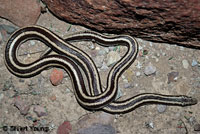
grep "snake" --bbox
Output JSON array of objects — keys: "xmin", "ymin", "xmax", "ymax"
[{"xmin": 4, "ymin": 25, "xmax": 197, "ymax": 113}]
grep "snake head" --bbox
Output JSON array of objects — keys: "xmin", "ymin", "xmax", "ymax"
[{"xmin": 181, "ymin": 96, "xmax": 198, "ymax": 106}]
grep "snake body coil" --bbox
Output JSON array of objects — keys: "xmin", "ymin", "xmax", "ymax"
[{"xmin": 4, "ymin": 25, "xmax": 197, "ymax": 113}]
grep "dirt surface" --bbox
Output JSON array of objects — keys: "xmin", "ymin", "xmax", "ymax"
[{"xmin": 0, "ymin": 11, "xmax": 200, "ymax": 134}]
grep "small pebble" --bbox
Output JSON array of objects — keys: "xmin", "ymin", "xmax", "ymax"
[
  {"xmin": 155, "ymin": 58, "xmax": 159, "ymax": 62},
  {"xmin": 13, "ymin": 96, "xmax": 30, "ymax": 115},
  {"xmin": 136, "ymin": 61, "xmax": 142, "ymax": 69},
  {"xmin": 138, "ymin": 51, "xmax": 143, "ymax": 57},
  {"xmin": 135, "ymin": 83, "xmax": 138, "ymax": 87},
  {"xmin": 145, "ymin": 55, "xmax": 149, "ymax": 59},
  {"xmin": 3, "ymin": 79, "xmax": 13, "ymax": 91},
  {"xmin": 26, "ymin": 116, "xmax": 36, "ymax": 122},
  {"xmin": 27, "ymin": 54, "xmax": 31, "ymax": 58},
  {"xmin": 139, "ymin": 45, "xmax": 143, "ymax": 50},
  {"xmin": 57, "ymin": 121, "xmax": 72, "ymax": 134},
  {"xmin": 77, "ymin": 112, "xmax": 114, "ymax": 129},
  {"xmin": 124, "ymin": 83, "xmax": 132, "ymax": 88},
  {"xmin": 123, "ymin": 78, "xmax": 128, "ymax": 83},
  {"xmin": 157, "ymin": 104, "xmax": 167, "ymax": 113},
  {"xmin": 121, "ymin": 75, "xmax": 126, "ymax": 80},
  {"xmin": 0, "ymin": 93, "xmax": 4, "ymax": 101},
  {"xmin": 66, "ymin": 88, "xmax": 71, "ymax": 93},
  {"xmin": 98, "ymin": 49, "xmax": 107, "ymax": 55},
  {"xmin": 136, "ymin": 71, "xmax": 141, "ymax": 77},
  {"xmin": 49, "ymin": 123, "xmax": 56, "ymax": 131},
  {"xmin": 106, "ymin": 51, "xmax": 121, "ymax": 66},
  {"xmin": 33, "ymin": 105, "xmax": 48, "ymax": 117},
  {"xmin": 94, "ymin": 55, "xmax": 104, "ymax": 68},
  {"xmin": 182, "ymin": 59, "xmax": 189, "ymax": 69},
  {"xmin": 167, "ymin": 72, "xmax": 179, "ymax": 84},
  {"xmin": 122, "ymin": 75, "xmax": 128, "ymax": 83},
  {"xmin": 49, "ymin": 95, "xmax": 57, "ymax": 101},
  {"xmin": 191, "ymin": 59, "xmax": 198, "ymax": 67},
  {"xmin": 144, "ymin": 64, "xmax": 156, "ymax": 76},
  {"xmin": 101, "ymin": 62, "xmax": 109, "ymax": 70},
  {"xmin": 95, "ymin": 46, "xmax": 100, "ymax": 50},
  {"xmin": 194, "ymin": 124, "xmax": 200, "ymax": 131},
  {"xmin": 19, "ymin": 79, "xmax": 25, "ymax": 83},
  {"xmin": 50, "ymin": 68, "xmax": 64, "ymax": 86},
  {"xmin": 41, "ymin": 70, "xmax": 48, "ymax": 77},
  {"xmin": 145, "ymin": 121, "xmax": 154, "ymax": 129},
  {"xmin": 162, "ymin": 52, "xmax": 167, "ymax": 56},
  {"xmin": 188, "ymin": 117, "xmax": 197, "ymax": 126},
  {"xmin": 77, "ymin": 123, "xmax": 116, "ymax": 134},
  {"xmin": 155, "ymin": 53, "xmax": 160, "ymax": 57},
  {"xmin": 149, "ymin": 122, "xmax": 154, "ymax": 129},
  {"xmin": 88, "ymin": 42, "xmax": 95, "ymax": 50},
  {"xmin": 30, "ymin": 40, "xmax": 35, "ymax": 45}
]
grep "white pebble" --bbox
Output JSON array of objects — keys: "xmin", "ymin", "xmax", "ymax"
[
  {"xmin": 136, "ymin": 72, "xmax": 141, "ymax": 77},
  {"xmin": 136, "ymin": 61, "xmax": 142, "ymax": 69},
  {"xmin": 182, "ymin": 59, "xmax": 189, "ymax": 69},
  {"xmin": 157, "ymin": 104, "xmax": 167, "ymax": 113},
  {"xmin": 192, "ymin": 59, "xmax": 198, "ymax": 67},
  {"xmin": 95, "ymin": 46, "xmax": 100, "ymax": 50},
  {"xmin": 88, "ymin": 43, "xmax": 95, "ymax": 50},
  {"xmin": 139, "ymin": 45, "xmax": 143, "ymax": 50},
  {"xmin": 149, "ymin": 122, "xmax": 154, "ymax": 128},
  {"xmin": 0, "ymin": 93, "xmax": 4, "ymax": 101},
  {"xmin": 66, "ymin": 88, "xmax": 71, "ymax": 93},
  {"xmin": 123, "ymin": 79, "xmax": 128, "ymax": 83},
  {"xmin": 155, "ymin": 58, "xmax": 159, "ymax": 62},
  {"xmin": 94, "ymin": 55, "xmax": 104, "ymax": 68},
  {"xmin": 162, "ymin": 52, "xmax": 166, "ymax": 56},
  {"xmin": 149, "ymin": 42, "xmax": 153, "ymax": 47},
  {"xmin": 121, "ymin": 75, "xmax": 126, "ymax": 79},
  {"xmin": 144, "ymin": 63, "xmax": 156, "ymax": 76},
  {"xmin": 30, "ymin": 40, "xmax": 35, "ymax": 45}
]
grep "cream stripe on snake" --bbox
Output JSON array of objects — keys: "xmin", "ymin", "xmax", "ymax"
[{"xmin": 4, "ymin": 25, "xmax": 197, "ymax": 113}]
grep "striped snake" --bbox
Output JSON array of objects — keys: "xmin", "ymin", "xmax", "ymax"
[{"xmin": 4, "ymin": 25, "xmax": 197, "ymax": 113}]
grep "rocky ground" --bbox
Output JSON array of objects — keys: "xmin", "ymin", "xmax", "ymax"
[{"xmin": 0, "ymin": 11, "xmax": 200, "ymax": 134}]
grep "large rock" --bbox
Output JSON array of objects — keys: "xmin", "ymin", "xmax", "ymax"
[
  {"xmin": 42, "ymin": 0, "xmax": 200, "ymax": 47},
  {"xmin": 0, "ymin": 0, "xmax": 41, "ymax": 27}
]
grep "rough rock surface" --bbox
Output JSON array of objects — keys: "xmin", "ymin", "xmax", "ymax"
[
  {"xmin": 0, "ymin": 0, "xmax": 41, "ymax": 27},
  {"xmin": 42, "ymin": 0, "xmax": 200, "ymax": 47}
]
